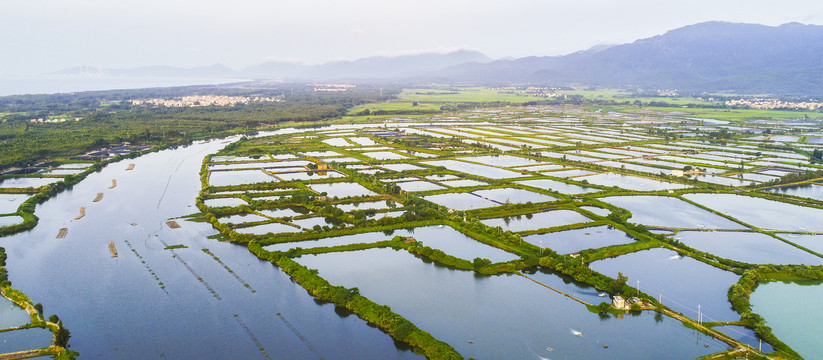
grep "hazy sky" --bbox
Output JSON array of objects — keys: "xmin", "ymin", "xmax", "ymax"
[{"xmin": 3, "ymin": 0, "xmax": 823, "ymax": 74}]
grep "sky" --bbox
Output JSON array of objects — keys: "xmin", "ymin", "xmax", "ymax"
[{"xmin": 2, "ymin": 0, "xmax": 823, "ymax": 75}]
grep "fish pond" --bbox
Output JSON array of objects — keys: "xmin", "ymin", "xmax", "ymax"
[
  {"xmin": 298, "ymin": 248, "xmax": 729, "ymax": 360},
  {"xmin": 523, "ymin": 225, "xmax": 635, "ymax": 254},
  {"xmin": 590, "ymin": 248, "xmax": 740, "ymax": 322}
]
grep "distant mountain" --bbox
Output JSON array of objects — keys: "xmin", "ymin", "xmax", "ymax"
[
  {"xmin": 240, "ymin": 50, "xmax": 491, "ymax": 79},
  {"xmin": 50, "ymin": 23, "xmax": 823, "ymax": 95},
  {"xmin": 441, "ymin": 22, "xmax": 823, "ymax": 95},
  {"xmin": 54, "ymin": 50, "xmax": 492, "ymax": 81}
]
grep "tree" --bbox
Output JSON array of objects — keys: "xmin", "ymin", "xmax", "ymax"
[
  {"xmin": 49, "ymin": 314, "xmax": 60, "ymax": 323},
  {"xmin": 597, "ymin": 302, "xmax": 611, "ymax": 315},
  {"xmin": 54, "ymin": 320, "xmax": 71, "ymax": 347},
  {"xmin": 609, "ymin": 272, "xmax": 628, "ymax": 295}
]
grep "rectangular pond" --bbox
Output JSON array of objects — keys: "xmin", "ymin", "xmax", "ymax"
[
  {"xmin": 750, "ymin": 281, "xmax": 823, "ymax": 360},
  {"xmin": 421, "ymin": 160, "xmax": 526, "ymax": 179},
  {"xmin": 590, "ymin": 248, "xmax": 741, "ymax": 322},
  {"xmin": 767, "ymin": 183, "xmax": 823, "ymax": 201},
  {"xmin": 0, "ymin": 194, "xmax": 30, "ymax": 213},
  {"xmin": 235, "ymin": 222, "xmax": 302, "ymax": 235},
  {"xmin": 422, "ymin": 192, "xmax": 499, "ymax": 211},
  {"xmin": 298, "ymin": 248, "xmax": 729, "ymax": 360},
  {"xmin": 683, "ymin": 193, "xmax": 823, "ymax": 232},
  {"xmin": 440, "ymin": 179, "xmax": 487, "ymax": 188},
  {"xmin": 515, "ymin": 179, "xmax": 601, "ymax": 195},
  {"xmin": 308, "ymin": 182, "xmax": 376, "ymax": 198},
  {"xmin": 601, "ymin": 196, "xmax": 745, "ymax": 229},
  {"xmin": 673, "ymin": 231, "xmax": 823, "ymax": 265},
  {"xmin": 524, "ymin": 224, "xmax": 635, "ymax": 253},
  {"xmin": 473, "ymin": 188, "xmax": 558, "ymax": 204},
  {"xmin": 480, "ymin": 210, "xmax": 591, "ymax": 232},
  {"xmin": 202, "ymin": 197, "xmax": 247, "ymax": 208},
  {"xmin": 583, "ymin": 173, "xmax": 690, "ymax": 191},
  {"xmin": 269, "ymin": 225, "xmax": 518, "ymax": 263},
  {"xmin": 457, "ymin": 155, "xmax": 543, "ymax": 167},
  {"xmin": 208, "ymin": 170, "xmax": 277, "ymax": 187},
  {"xmin": 397, "ymin": 181, "xmax": 446, "ymax": 192},
  {"xmin": 379, "ymin": 163, "xmax": 426, "ymax": 172},
  {"xmin": 0, "ymin": 177, "xmax": 62, "ymax": 189},
  {"xmin": 362, "ymin": 151, "xmax": 410, "ymax": 160}
]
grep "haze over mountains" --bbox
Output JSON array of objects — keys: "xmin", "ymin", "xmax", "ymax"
[{"xmin": 55, "ymin": 22, "xmax": 823, "ymax": 96}]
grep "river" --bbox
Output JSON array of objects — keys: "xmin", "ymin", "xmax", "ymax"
[{"xmin": 0, "ymin": 135, "xmax": 419, "ymax": 359}]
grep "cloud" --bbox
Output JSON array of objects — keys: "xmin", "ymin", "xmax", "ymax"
[{"xmin": 351, "ymin": 27, "xmax": 367, "ymax": 36}]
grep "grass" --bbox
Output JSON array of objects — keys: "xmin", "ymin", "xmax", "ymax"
[{"xmin": 348, "ymin": 101, "xmax": 441, "ymax": 114}]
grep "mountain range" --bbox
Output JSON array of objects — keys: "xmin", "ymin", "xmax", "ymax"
[{"xmin": 54, "ymin": 22, "xmax": 823, "ymax": 96}]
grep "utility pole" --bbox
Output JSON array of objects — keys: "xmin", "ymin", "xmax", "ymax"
[
  {"xmin": 698, "ymin": 305, "xmax": 702, "ymax": 325},
  {"xmin": 539, "ymin": 240, "xmax": 543, "ymax": 255},
  {"xmin": 636, "ymin": 280, "xmax": 640, "ymax": 296}
]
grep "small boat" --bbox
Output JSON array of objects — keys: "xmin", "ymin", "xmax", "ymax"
[
  {"xmin": 571, "ymin": 329, "xmax": 583, "ymax": 337},
  {"xmin": 598, "ymin": 293, "xmax": 607, "ymax": 297}
]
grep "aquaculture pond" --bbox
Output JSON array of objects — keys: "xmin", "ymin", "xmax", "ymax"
[
  {"xmin": 235, "ymin": 222, "xmax": 301, "ymax": 235},
  {"xmin": 515, "ymin": 178, "xmax": 601, "ymax": 194},
  {"xmin": 421, "ymin": 192, "xmax": 498, "ymax": 210},
  {"xmin": 456, "ymin": 155, "xmax": 543, "ymax": 167},
  {"xmin": 298, "ymin": 248, "xmax": 729, "ymax": 360},
  {"xmin": 601, "ymin": 196, "xmax": 745, "ymax": 229},
  {"xmin": 203, "ymin": 197, "xmax": 247, "ymax": 208},
  {"xmin": 480, "ymin": 210, "xmax": 591, "ymax": 232},
  {"xmin": 0, "ymin": 215, "xmax": 24, "ymax": 227},
  {"xmin": 673, "ymin": 231, "xmax": 823, "ymax": 265},
  {"xmin": 270, "ymin": 225, "xmax": 518, "ymax": 263},
  {"xmin": 472, "ymin": 187, "xmax": 558, "ymax": 204},
  {"xmin": 767, "ymin": 183, "xmax": 823, "ymax": 201},
  {"xmin": 0, "ymin": 194, "xmax": 30, "ymax": 213},
  {"xmin": 208, "ymin": 169, "xmax": 277, "ymax": 186},
  {"xmin": 579, "ymin": 206, "xmax": 611, "ymax": 217},
  {"xmin": 336, "ymin": 201, "xmax": 392, "ymax": 212},
  {"xmin": 779, "ymin": 233, "xmax": 823, "ymax": 255},
  {"xmin": 520, "ymin": 267, "xmax": 609, "ymax": 305},
  {"xmin": 0, "ymin": 136, "xmax": 422, "ymax": 360},
  {"xmin": 0, "ymin": 327, "xmax": 54, "ymax": 354},
  {"xmin": 590, "ymin": 248, "xmax": 740, "ymax": 322},
  {"xmin": 683, "ymin": 193, "xmax": 823, "ymax": 231},
  {"xmin": 273, "ymin": 170, "xmax": 346, "ymax": 181},
  {"xmin": 0, "ymin": 297, "xmax": 31, "ymax": 329},
  {"xmin": 396, "ymin": 180, "xmax": 446, "ymax": 192},
  {"xmin": 440, "ymin": 179, "xmax": 486, "ymax": 188},
  {"xmin": 0, "ymin": 177, "xmax": 62, "ymax": 189},
  {"xmin": 712, "ymin": 325, "xmax": 773, "ymax": 353},
  {"xmin": 523, "ymin": 225, "xmax": 635, "ymax": 254},
  {"xmin": 421, "ymin": 160, "xmax": 526, "ymax": 179},
  {"xmin": 307, "ymin": 182, "xmax": 375, "ymax": 198},
  {"xmin": 218, "ymin": 213, "xmax": 268, "ymax": 224},
  {"xmin": 750, "ymin": 281, "xmax": 823, "ymax": 360},
  {"xmin": 582, "ymin": 173, "xmax": 690, "ymax": 191},
  {"xmin": 379, "ymin": 163, "xmax": 425, "ymax": 172}
]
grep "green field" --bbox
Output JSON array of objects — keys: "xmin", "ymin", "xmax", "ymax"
[
  {"xmin": 643, "ymin": 106, "xmax": 815, "ymax": 122},
  {"xmin": 398, "ymin": 87, "xmax": 547, "ymax": 103},
  {"xmin": 348, "ymin": 101, "xmax": 442, "ymax": 114}
]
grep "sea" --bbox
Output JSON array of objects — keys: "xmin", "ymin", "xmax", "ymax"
[{"xmin": 0, "ymin": 75, "xmax": 247, "ymax": 96}]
